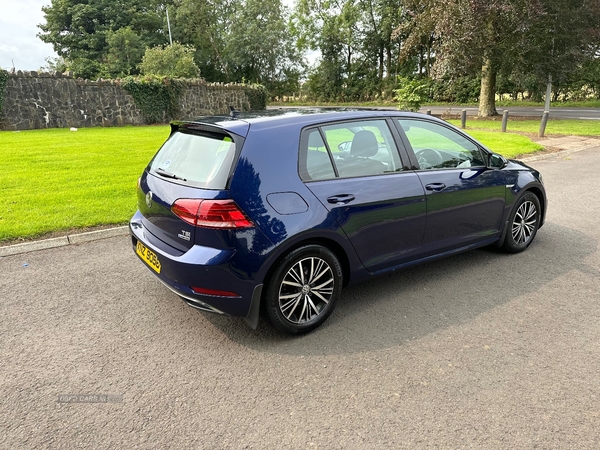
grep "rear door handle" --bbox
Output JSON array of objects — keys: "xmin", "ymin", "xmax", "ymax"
[
  {"xmin": 327, "ymin": 194, "xmax": 355, "ymax": 205},
  {"xmin": 425, "ymin": 183, "xmax": 446, "ymax": 192}
]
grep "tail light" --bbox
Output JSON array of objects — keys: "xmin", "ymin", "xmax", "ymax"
[{"xmin": 171, "ymin": 199, "xmax": 253, "ymax": 229}]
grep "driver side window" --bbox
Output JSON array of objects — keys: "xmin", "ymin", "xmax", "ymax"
[{"xmin": 397, "ymin": 119, "xmax": 485, "ymax": 170}]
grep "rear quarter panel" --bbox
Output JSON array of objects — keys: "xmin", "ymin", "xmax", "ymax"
[{"xmin": 228, "ymin": 121, "xmax": 368, "ymax": 285}]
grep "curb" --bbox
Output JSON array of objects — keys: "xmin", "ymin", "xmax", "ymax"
[{"xmin": 0, "ymin": 226, "xmax": 129, "ymax": 257}]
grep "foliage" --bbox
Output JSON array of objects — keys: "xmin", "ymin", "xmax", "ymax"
[
  {"xmin": 172, "ymin": 0, "xmax": 237, "ymax": 81},
  {"xmin": 244, "ymin": 84, "xmax": 268, "ymax": 110},
  {"xmin": 225, "ymin": 0, "xmax": 303, "ymax": 94},
  {"xmin": 139, "ymin": 43, "xmax": 200, "ymax": 78},
  {"xmin": 293, "ymin": 0, "xmax": 408, "ymax": 101},
  {"xmin": 39, "ymin": 56, "xmax": 68, "ymax": 73},
  {"xmin": 0, "ymin": 70, "xmax": 8, "ymax": 116},
  {"xmin": 431, "ymin": 75, "xmax": 481, "ymax": 103},
  {"xmin": 38, "ymin": 0, "xmax": 167, "ymax": 79},
  {"xmin": 36, "ymin": 0, "xmax": 600, "ymax": 104},
  {"xmin": 396, "ymin": 0, "xmax": 600, "ymax": 116},
  {"xmin": 122, "ymin": 76, "xmax": 185, "ymax": 123},
  {"xmin": 104, "ymin": 27, "xmax": 145, "ymax": 78},
  {"xmin": 0, "ymin": 126, "xmax": 169, "ymax": 242},
  {"xmin": 394, "ymin": 77, "xmax": 430, "ymax": 111}
]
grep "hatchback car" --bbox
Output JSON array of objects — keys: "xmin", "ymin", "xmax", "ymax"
[{"xmin": 130, "ymin": 108, "xmax": 546, "ymax": 334}]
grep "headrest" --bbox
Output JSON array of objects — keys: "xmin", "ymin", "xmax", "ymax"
[{"xmin": 350, "ymin": 130, "xmax": 378, "ymax": 158}]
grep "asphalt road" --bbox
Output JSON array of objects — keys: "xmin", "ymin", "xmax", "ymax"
[{"xmin": 2, "ymin": 149, "xmax": 600, "ymax": 449}]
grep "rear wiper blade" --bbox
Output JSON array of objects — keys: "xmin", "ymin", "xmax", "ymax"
[{"xmin": 155, "ymin": 168, "xmax": 187, "ymax": 181}]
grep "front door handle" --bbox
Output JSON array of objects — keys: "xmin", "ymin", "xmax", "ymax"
[
  {"xmin": 425, "ymin": 183, "xmax": 446, "ymax": 192},
  {"xmin": 327, "ymin": 194, "xmax": 355, "ymax": 205}
]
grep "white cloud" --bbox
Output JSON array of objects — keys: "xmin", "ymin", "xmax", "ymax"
[{"xmin": 0, "ymin": 0, "xmax": 57, "ymax": 71}]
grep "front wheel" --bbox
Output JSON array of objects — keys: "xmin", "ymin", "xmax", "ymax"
[
  {"xmin": 502, "ymin": 192, "xmax": 541, "ymax": 253},
  {"xmin": 265, "ymin": 245, "xmax": 343, "ymax": 334}
]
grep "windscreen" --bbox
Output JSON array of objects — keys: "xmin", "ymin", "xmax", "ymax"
[{"xmin": 150, "ymin": 131, "xmax": 236, "ymax": 189}]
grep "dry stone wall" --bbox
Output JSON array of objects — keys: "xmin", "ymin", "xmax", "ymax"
[{"xmin": 0, "ymin": 71, "xmax": 258, "ymax": 131}]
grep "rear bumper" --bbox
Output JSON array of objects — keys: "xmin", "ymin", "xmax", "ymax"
[{"xmin": 130, "ymin": 213, "xmax": 259, "ymax": 319}]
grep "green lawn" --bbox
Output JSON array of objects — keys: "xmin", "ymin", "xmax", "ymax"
[
  {"xmin": 464, "ymin": 130, "xmax": 543, "ymax": 158},
  {"xmin": 0, "ymin": 126, "xmax": 170, "ymax": 242}
]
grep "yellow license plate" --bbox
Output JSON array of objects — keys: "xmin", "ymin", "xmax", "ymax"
[{"xmin": 136, "ymin": 241, "xmax": 161, "ymax": 273}]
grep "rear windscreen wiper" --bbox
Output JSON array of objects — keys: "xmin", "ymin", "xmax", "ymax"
[{"xmin": 155, "ymin": 168, "xmax": 187, "ymax": 181}]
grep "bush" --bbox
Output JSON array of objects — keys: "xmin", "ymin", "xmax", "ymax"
[
  {"xmin": 394, "ymin": 77, "xmax": 431, "ymax": 111},
  {"xmin": 139, "ymin": 43, "xmax": 200, "ymax": 78},
  {"xmin": 245, "ymin": 84, "xmax": 268, "ymax": 110},
  {"xmin": 122, "ymin": 76, "xmax": 185, "ymax": 123}
]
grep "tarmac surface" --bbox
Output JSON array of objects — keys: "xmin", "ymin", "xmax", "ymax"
[{"xmin": 1, "ymin": 140, "xmax": 600, "ymax": 448}]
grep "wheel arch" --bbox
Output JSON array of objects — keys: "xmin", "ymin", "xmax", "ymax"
[
  {"xmin": 525, "ymin": 185, "xmax": 546, "ymax": 227},
  {"xmin": 261, "ymin": 236, "xmax": 352, "ymax": 294}
]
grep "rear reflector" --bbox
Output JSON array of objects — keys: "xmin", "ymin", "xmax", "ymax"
[
  {"xmin": 191, "ymin": 286, "xmax": 241, "ymax": 298},
  {"xmin": 171, "ymin": 199, "xmax": 253, "ymax": 229}
]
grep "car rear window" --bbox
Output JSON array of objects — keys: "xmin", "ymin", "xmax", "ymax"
[{"xmin": 150, "ymin": 131, "xmax": 236, "ymax": 189}]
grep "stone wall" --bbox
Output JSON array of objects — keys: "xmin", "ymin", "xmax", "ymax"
[{"xmin": 0, "ymin": 71, "xmax": 258, "ymax": 131}]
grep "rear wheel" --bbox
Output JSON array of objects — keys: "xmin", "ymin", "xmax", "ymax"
[
  {"xmin": 502, "ymin": 192, "xmax": 541, "ymax": 253},
  {"xmin": 265, "ymin": 245, "xmax": 342, "ymax": 334}
]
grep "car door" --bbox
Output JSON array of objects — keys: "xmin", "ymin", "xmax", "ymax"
[
  {"xmin": 394, "ymin": 118, "xmax": 506, "ymax": 256},
  {"xmin": 299, "ymin": 119, "xmax": 427, "ymax": 273}
]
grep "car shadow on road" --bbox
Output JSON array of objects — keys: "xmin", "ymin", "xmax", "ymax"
[{"xmin": 203, "ymin": 222, "xmax": 597, "ymax": 355}]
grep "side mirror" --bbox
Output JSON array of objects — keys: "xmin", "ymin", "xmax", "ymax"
[
  {"xmin": 338, "ymin": 141, "xmax": 352, "ymax": 152},
  {"xmin": 489, "ymin": 153, "xmax": 508, "ymax": 169}
]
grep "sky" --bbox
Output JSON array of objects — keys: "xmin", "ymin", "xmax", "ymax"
[
  {"xmin": 0, "ymin": 0, "xmax": 57, "ymax": 71},
  {"xmin": 0, "ymin": 0, "xmax": 300, "ymax": 73}
]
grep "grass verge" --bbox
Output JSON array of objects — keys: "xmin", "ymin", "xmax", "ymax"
[{"xmin": 0, "ymin": 126, "xmax": 169, "ymax": 242}]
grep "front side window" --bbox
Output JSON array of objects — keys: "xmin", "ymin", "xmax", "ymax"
[
  {"xmin": 397, "ymin": 119, "xmax": 485, "ymax": 170},
  {"xmin": 150, "ymin": 131, "xmax": 236, "ymax": 189},
  {"xmin": 299, "ymin": 119, "xmax": 403, "ymax": 181}
]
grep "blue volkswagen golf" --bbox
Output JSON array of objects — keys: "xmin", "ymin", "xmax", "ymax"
[{"xmin": 130, "ymin": 109, "xmax": 546, "ymax": 334}]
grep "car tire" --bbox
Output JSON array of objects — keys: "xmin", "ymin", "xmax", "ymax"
[
  {"xmin": 502, "ymin": 192, "xmax": 541, "ymax": 253},
  {"xmin": 265, "ymin": 245, "xmax": 343, "ymax": 334}
]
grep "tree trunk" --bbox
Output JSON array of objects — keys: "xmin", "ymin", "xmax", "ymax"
[
  {"xmin": 378, "ymin": 44, "xmax": 384, "ymax": 81},
  {"xmin": 478, "ymin": 55, "xmax": 498, "ymax": 117}
]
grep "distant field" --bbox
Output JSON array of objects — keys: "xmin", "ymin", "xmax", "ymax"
[
  {"xmin": 0, "ymin": 123, "xmax": 546, "ymax": 242},
  {"xmin": 0, "ymin": 126, "xmax": 170, "ymax": 242}
]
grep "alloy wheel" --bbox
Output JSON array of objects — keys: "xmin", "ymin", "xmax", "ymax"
[
  {"xmin": 278, "ymin": 256, "xmax": 334, "ymax": 324},
  {"xmin": 511, "ymin": 200, "xmax": 537, "ymax": 246}
]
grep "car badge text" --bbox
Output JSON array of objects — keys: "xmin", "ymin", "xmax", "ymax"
[{"xmin": 178, "ymin": 230, "xmax": 191, "ymax": 241}]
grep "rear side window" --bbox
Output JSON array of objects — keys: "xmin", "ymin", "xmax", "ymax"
[
  {"xmin": 299, "ymin": 120, "xmax": 403, "ymax": 181},
  {"xmin": 150, "ymin": 131, "xmax": 236, "ymax": 189}
]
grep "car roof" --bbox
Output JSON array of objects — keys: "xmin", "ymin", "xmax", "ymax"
[{"xmin": 173, "ymin": 108, "xmax": 446, "ymax": 137}]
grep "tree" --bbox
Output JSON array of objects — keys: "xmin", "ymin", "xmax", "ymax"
[
  {"xmin": 225, "ymin": 0, "xmax": 302, "ymax": 91},
  {"xmin": 104, "ymin": 27, "xmax": 145, "ymax": 77},
  {"xmin": 514, "ymin": 0, "xmax": 600, "ymax": 102},
  {"xmin": 172, "ymin": 0, "xmax": 239, "ymax": 81},
  {"xmin": 396, "ymin": 0, "xmax": 600, "ymax": 116},
  {"xmin": 139, "ymin": 43, "xmax": 200, "ymax": 78},
  {"xmin": 38, "ymin": 0, "xmax": 167, "ymax": 79}
]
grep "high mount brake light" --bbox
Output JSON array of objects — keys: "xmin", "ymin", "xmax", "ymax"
[{"xmin": 171, "ymin": 199, "xmax": 253, "ymax": 229}]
